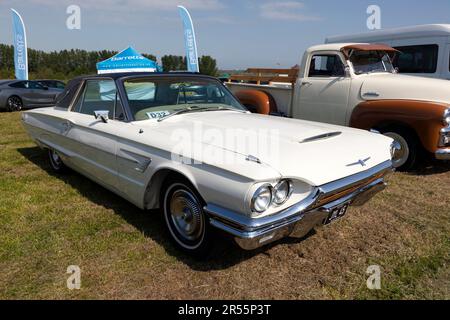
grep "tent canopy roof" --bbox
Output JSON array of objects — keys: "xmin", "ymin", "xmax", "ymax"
[{"xmin": 96, "ymin": 46, "xmax": 159, "ymax": 74}]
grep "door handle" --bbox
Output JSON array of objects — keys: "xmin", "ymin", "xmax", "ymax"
[{"xmin": 301, "ymin": 81, "xmax": 312, "ymax": 86}]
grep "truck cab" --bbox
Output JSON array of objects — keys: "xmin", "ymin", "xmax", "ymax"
[{"xmin": 227, "ymin": 43, "xmax": 450, "ymax": 171}]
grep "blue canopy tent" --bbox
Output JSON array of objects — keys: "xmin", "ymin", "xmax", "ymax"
[{"xmin": 96, "ymin": 46, "xmax": 161, "ymax": 74}]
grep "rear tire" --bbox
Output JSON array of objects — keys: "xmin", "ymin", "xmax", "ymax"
[
  {"xmin": 48, "ymin": 149, "xmax": 68, "ymax": 173},
  {"xmin": 381, "ymin": 127, "xmax": 419, "ymax": 171},
  {"xmin": 161, "ymin": 177, "xmax": 212, "ymax": 258},
  {"xmin": 6, "ymin": 96, "xmax": 23, "ymax": 112}
]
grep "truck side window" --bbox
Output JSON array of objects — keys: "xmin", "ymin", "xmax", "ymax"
[
  {"xmin": 309, "ymin": 55, "xmax": 344, "ymax": 77},
  {"xmin": 392, "ymin": 44, "xmax": 438, "ymax": 74}
]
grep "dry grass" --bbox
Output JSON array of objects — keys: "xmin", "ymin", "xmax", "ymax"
[{"xmin": 0, "ymin": 111, "xmax": 449, "ymax": 300}]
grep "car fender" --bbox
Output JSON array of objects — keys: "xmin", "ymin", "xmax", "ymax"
[
  {"xmin": 350, "ymin": 100, "xmax": 447, "ymax": 153},
  {"xmin": 234, "ymin": 89, "xmax": 278, "ymax": 114}
]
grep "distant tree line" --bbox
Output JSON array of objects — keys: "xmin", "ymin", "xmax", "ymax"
[
  {"xmin": 161, "ymin": 55, "xmax": 218, "ymax": 76},
  {"xmin": 0, "ymin": 43, "xmax": 218, "ymax": 80}
]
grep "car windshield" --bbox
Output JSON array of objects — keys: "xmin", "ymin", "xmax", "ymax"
[
  {"xmin": 350, "ymin": 50, "xmax": 395, "ymax": 75},
  {"xmin": 123, "ymin": 78, "xmax": 247, "ymax": 121}
]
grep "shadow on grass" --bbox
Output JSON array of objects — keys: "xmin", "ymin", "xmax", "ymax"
[
  {"xmin": 18, "ymin": 146, "xmax": 314, "ymax": 271},
  {"xmin": 409, "ymin": 157, "xmax": 450, "ymax": 176}
]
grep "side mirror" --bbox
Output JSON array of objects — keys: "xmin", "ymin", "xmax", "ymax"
[
  {"xmin": 43, "ymin": 86, "xmax": 49, "ymax": 90},
  {"xmin": 94, "ymin": 110, "xmax": 109, "ymax": 123}
]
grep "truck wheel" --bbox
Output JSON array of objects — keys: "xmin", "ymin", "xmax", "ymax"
[
  {"xmin": 161, "ymin": 177, "xmax": 212, "ymax": 258},
  {"xmin": 381, "ymin": 128, "xmax": 418, "ymax": 171}
]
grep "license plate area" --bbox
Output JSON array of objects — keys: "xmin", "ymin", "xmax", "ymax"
[{"xmin": 323, "ymin": 203, "xmax": 349, "ymax": 225}]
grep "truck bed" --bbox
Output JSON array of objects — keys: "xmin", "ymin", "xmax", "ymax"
[{"xmin": 226, "ymin": 82, "xmax": 293, "ymax": 115}]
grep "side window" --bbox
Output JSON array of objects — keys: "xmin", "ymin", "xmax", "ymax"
[
  {"xmin": 9, "ymin": 81, "xmax": 26, "ymax": 89},
  {"xmin": 308, "ymin": 55, "xmax": 344, "ymax": 77},
  {"xmin": 393, "ymin": 44, "xmax": 438, "ymax": 74},
  {"xmin": 29, "ymin": 81, "xmax": 44, "ymax": 89},
  {"xmin": 73, "ymin": 80, "xmax": 117, "ymax": 118}
]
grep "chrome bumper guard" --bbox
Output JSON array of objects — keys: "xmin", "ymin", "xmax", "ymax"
[{"xmin": 205, "ymin": 160, "xmax": 393, "ymax": 250}]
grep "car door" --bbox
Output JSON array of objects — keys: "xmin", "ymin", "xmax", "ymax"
[
  {"xmin": 62, "ymin": 79, "xmax": 122, "ymax": 190},
  {"xmin": 296, "ymin": 52, "xmax": 351, "ymax": 126},
  {"xmin": 27, "ymin": 81, "xmax": 59, "ymax": 105},
  {"xmin": 8, "ymin": 81, "xmax": 33, "ymax": 106}
]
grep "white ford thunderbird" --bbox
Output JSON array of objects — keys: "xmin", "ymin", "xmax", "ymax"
[{"xmin": 22, "ymin": 73, "xmax": 395, "ymax": 256}]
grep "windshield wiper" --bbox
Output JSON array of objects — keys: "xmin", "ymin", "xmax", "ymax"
[
  {"xmin": 157, "ymin": 106, "xmax": 246, "ymax": 122},
  {"xmin": 157, "ymin": 106, "xmax": 208, "ymax": 122}
]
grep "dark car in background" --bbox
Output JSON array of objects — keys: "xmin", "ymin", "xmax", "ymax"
[
  {"xmin": 0, "ymin": 80, "xmax": 64, "ymax": 112},
  {"xmin": 36, "ymin": 80, "xmax": 66, "ymax": 90}
]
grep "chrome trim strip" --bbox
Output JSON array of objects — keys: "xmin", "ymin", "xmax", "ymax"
[
  {"xmin": 117, "ymin": 149, "xmax": 152, "ymax": 173},
  {"xmin": 317, "ymin": 160, "xmax": 392, "ymax": 195},
  {"xmin": 299, "ymin": 132, "xmax": 341, "ymax": 143}
]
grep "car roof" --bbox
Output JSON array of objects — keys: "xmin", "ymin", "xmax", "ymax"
[
  {"xmin": 326, "ymin": 24, "xmax": 450, "ymax": 43},
  {"xmin": 0, "ymin": 80, "xmax": 15, "ymax": 85},
  {"xmin": 78, "ymin": 72, "xmax": 216, "ymax": 81}
]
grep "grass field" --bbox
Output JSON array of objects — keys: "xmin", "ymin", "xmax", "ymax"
[{"xmin": 0, "ymin": 111, "xmax": 449, "ymax": 300}]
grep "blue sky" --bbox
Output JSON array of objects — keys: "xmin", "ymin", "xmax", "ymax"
[{"xmin": 1, "ymin": 0, "xmax": 450, "ymax": 69}]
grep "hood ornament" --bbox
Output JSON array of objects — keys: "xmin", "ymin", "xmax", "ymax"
[
  {"xmin": 347, "ymin": 157, "xmax": 371, "ymax": 167},
  {"xmin": 246, "ymin": 155, "xmax": 261, "ymax": 164}
]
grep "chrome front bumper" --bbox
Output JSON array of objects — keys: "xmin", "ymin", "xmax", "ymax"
[
  {"xmin": 205, "ymin": 161, "xmax": 393, "ymax": 250},
  {"xmin": 435, "ymin": 149, "xmax": 450, "ymax": 160}
]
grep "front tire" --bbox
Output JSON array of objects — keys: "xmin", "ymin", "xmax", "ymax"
[
  {"xmin": 381, "ymin": 128, "xmax": 419, "ymax": 171},
  {"xmin": 48, "ymin": 149, "xmax": 68, "ymax": 173},
  {"xmin": 6, "ymin": 96, "xmax": 23, "ymax": 112},
  {"xmin": 161, "ymin": 178, "xmax": 212, "ymax": 257}
]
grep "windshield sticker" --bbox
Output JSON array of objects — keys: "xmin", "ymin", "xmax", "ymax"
[{"xmin": 147, "ymin": 111, "xmax": 170, "ymax": 119}]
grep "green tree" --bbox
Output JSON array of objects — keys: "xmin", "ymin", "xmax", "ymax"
[
  {"xmin": 0, "ymin": 43, "xmax": 157, "ymax": 80},
  {"xmin": 198, "ymin": 55, "xmax": 218, "ymax": 76},
  {"xmin": 161, "ymin": 55, "xmax": 186, "ymax": 72}
]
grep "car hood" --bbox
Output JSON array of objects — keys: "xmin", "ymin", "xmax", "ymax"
[
  {"xmin": 136, "ymin": 111, "xmax": 393, "ymax": 186},
  {"xmin": 360, "ymin": 73, "xmax": 450, "ymax": 104}
]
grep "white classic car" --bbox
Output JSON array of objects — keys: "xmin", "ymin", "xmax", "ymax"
[{"xmin": 22, "ymin": 73, "xmax": 395, "ymax": 256}]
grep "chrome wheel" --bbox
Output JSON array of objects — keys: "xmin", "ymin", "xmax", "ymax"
[
  {"xmin": 384, "ymin": 132, "xmax": 409, "ymax": 168},
  {"xmin": 48, "ymin": 149, "xmax": 64, "ymax": 171},
  {"xmin": 7, "ymin": 96, "xmax": 22, "ymax": 112},
  {"xmin": 163, "ymin": 183, "xmax": 206, "ymax": 251}
]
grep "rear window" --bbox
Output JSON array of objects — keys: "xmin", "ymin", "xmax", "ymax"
[{"xmin": 393, "ymin": 44, "xmax": 439, "ymax": 74}]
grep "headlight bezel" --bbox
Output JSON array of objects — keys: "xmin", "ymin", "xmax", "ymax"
[
  {"xmin": 250, "ymin": 179, "xmax": 294, "ymax": 214},
  {"xmin": 251, "ymin": 184, "xmax": 273, "ymax": 214},
  {"xmin": 273, "ymin": 179, "xmax": 294, "ymax": 206}
]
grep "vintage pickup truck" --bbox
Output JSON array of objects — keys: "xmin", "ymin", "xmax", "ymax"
[{"xmin": 227, "ymin": 43, "xmax": 450, "ymax": 170}]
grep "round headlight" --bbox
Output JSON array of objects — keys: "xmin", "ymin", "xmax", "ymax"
[
  {"xmin": 273, "ymin": 180, "xmax": 292, "ymax": 205},
  {"xmin": 251, "ymin": 185, "xmax": 272, "ymax": 213}
]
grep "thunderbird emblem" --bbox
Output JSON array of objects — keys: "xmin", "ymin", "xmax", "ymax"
[{"xmin": 347, "ymin": 157, "xmax": 371, "ymax": 167}]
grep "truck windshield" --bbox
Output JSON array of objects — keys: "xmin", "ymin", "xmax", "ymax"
[
  {"xmin": 123, "ymin": 78, "xmax": 247, "ymax": 121},
  {"xmin": 350, "ymin": 50, "xmax": 395, "ymax": 75}
]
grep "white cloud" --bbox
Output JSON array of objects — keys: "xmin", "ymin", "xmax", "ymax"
[{"xmin": 260, "ymin": 1, "xmax": 321, "ymax": 21}]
